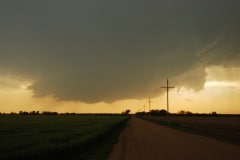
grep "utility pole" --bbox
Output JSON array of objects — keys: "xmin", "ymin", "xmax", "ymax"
[
  {"xmin": 147, "ymin": 97, "xmax": 152, "ymax": 117},
  {"xmin": 148, "ymin": 97, "xmax": 151, "ymax": 112},
  {"xmin": 161, "ymin": 79, "xmax": 175, "ymax": 122}
]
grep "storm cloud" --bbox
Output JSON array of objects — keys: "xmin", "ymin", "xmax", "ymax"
[{"xmin": 0, "ymin": 0, "xmax": 240, "ymax": 103}]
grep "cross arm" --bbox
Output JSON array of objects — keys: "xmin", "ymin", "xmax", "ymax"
[{"xmin": 161, "ymin": 87, "xmax": 175, "ymax": 88}]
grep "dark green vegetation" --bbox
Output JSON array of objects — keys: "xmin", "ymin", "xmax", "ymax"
[
  {"xmin": 139, "ymin": 115, "xmax": 240, "ymax": 145},
  {"xmin": 0, "ymin": 115, "xmax": 129, "ymax": 160}
]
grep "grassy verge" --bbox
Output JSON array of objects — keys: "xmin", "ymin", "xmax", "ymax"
[{"xmin": 87, "ymin": 117, "xmax": 129, "ymax": 160}]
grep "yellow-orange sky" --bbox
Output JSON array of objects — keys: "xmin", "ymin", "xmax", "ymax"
[{"xmin": 0, "ymin": 66, "xmax": 239, "ymax": 114}]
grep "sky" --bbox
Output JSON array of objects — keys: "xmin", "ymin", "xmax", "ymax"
[{"xmin": 0, "ymin": 0, "xmax": 240, "ymax": 114}]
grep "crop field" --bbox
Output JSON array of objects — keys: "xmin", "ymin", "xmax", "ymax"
[
  {"xmin": 0, "ymin": 115, "xmax": 129, "ymax": 160},
  {"xmin": 142, "ymin": 115, "xmax": 240, "ymax": 145}
]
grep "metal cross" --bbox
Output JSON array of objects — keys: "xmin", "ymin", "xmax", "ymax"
[{"xmin": 161, "ymin": 79, "xmax": 175, "ymax": 114}]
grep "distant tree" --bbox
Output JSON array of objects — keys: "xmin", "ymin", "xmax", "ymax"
[
  {"xmin": 135, "ymin": 111, "xmax": 146, "ymax": 116},
  {"xmin": 122, "ymin": 109, "xmax": 131, "ymax": 115},
  {"xmin": 64, "ymin": 112, "xmax": 76, "ymax": 115},
  {"xmin": 30, "ymin": 111, "xmax": 35, "ymax": 115},
  {"xmin": 149, "ymin": 109, "xmax": 158, "ymax": 116},
  {"xmin": 178, "ymin": 110, "xmax": 185, "ymax": 115},
  {"xmin": 29, "ymin": 111, "xmax": 40, "ymax": 115},
  {"xmin": 159, "ymin": 109, "xmax": 168, "ymax": 116},
  {"xmin": 19, "ymin": 111, "xmax": 29, "ymax": 115},
  {"xmin": 186, "ymin": 111, "xmax": 193, "ymax": 115},
  {"xmin": 42, "ymin": 111, "xmax": 58, "ymax": 115},
  {"xmin": 211, "ymin": 111, "xmax": 217, "ymax": 116},
  {"xmin": 178, "ymin": 110, "xmax": 192, "ymax": 115},
  {"xmin": 23, "ymin": 111, "xmax": 29, "ymax": 115},
  {"xmin": 148, "ymin": 109, "xmax": 168, "ymax": 116}
]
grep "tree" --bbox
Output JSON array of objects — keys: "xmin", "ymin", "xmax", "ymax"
[
  {"xmin": 122, "ymin": 109, "xmax": 131, "ymax": 115},
  {"xmin": 211, "ymin": 111, "xmax": 217, "ymax": 116},
  {"xmin": 178, "ymin": 110, "xmax": 185, "ymax": 115},
  {"xmin": 186, "ymin": 111, "xmax": 193, "ymax": 115},
  {"xmin": 158, "ymin": 109, "xmax": 168, "ymax": 116}
]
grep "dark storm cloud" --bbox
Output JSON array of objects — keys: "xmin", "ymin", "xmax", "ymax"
[{"xmin": 0, "ymin": 0, "xmax": 240, "ymax": 103}]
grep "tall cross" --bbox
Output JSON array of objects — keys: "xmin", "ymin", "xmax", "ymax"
[{"xmin": 161, "ymin": 79, "xmax": 175, "ymax": 114}]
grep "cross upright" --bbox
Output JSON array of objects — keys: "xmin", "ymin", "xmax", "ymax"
[{"xmin": 161, "ymin": 79, "xmax": 175, "ymax": 114}]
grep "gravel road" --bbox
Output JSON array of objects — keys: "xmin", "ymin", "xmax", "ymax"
[{"xmin": 107, "ymin": 117, "xmax": 240, "ymax": 160}]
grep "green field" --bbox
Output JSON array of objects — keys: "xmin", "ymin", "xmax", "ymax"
[{"xmin": 0, "ymin": 115, "xmax": 129, "ymax": 160}]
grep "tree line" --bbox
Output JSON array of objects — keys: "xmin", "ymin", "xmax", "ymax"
[
  {"xmin": 0, "ymin": 111, "xmax": 129, "ymax": 116},
  {"xmin": 136, "ymin": 109, "xmax": 219, "ymax": 116}
]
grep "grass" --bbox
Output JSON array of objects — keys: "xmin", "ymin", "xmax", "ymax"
[
  {"xmin": 139, "ymin": 115, "xmax": 240, "ymax": 145},
  {"xmin": 0, "ymin": 115, "xmax": 129, "ymax": 160}
]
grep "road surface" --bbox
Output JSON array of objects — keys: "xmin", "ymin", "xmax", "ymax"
[{"xmin": 107, "ymin": 117, "xmax": 240, "ymax": 160}]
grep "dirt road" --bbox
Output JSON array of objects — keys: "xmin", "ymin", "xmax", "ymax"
[{"xmin": 107, "ymin": 117, "xmax": 240, "ymax": 160}]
